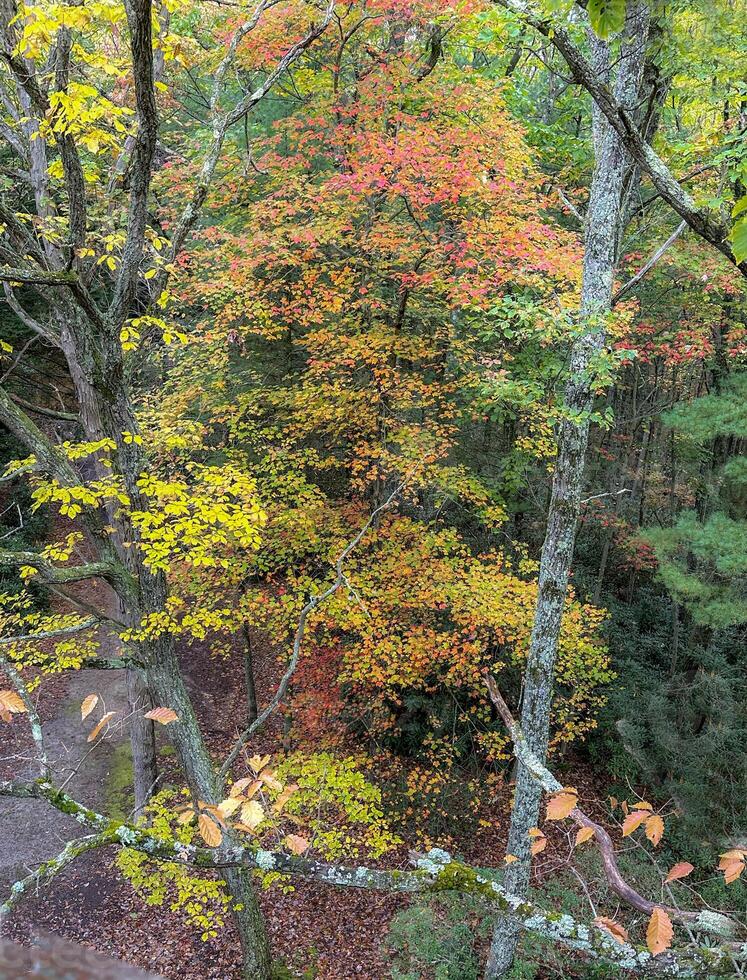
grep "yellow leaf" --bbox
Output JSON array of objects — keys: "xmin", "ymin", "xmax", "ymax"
[
  {"xmin": 240, "ymin": 800, "xmax": 264, "ymax": 830},
  {"xmin": 646, "ymin": 907, "xmax": 673, "ymax": 956},
  {"xmin": 645, "ymin": 814, "xmax": 664, "ymax": 846},
  {"xmin": 284, "ymin": 834, "xmax": 309, "ymax": 855},
  {"xmin": 575, "ymin": 826, "xmax": 595, "ymax": 846},
  {"xmin": 631, "ymin": 800, "xmax": 653, "ymax": 811},
  {"xmin": 144, "ymin": 706, "xmax": 178, "ymax": 725},
  {"xmin": 260, "ymin": 770, "xmax": 283, "ymax": 792},
  {"xmin": 87, "ymin": 710, "xmax": 116, "ymax": 742},
  {"xmin": 503, "ymin": 854, "xmax": 518, "ymax": 864},
  {"xmin": 594, "ymin": 916, "xmax": 629, "ymax": 945},
  {"xmin": 80, "ymin": 694, "xmax": 99, "ymax": 721},
  {"xmin": 198, "ymin": 812, "xmax": 222, "ymax": 847},
  {"xmin": 217, "ymin": 798, "xmax": 242, "ymax": 818},
  {"xmin": 546, "ymin": 789, "xmax": 578, "ymax": 821},
  {"xmin": 249, "ymin": 754, "xmax": 271, "ymax": 773}
]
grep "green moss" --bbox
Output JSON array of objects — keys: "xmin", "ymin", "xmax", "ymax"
[{"xmin": 104, "ymin": 741, "xmax": 134, "ymax": 822}]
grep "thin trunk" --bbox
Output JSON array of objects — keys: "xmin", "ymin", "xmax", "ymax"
[
  {"xmin": 242, "ymin": 622, "xmax": 258, "ymax": 726},
  {"xmin": 486, "ymin": 6, "xmax": 649, "ymax": 977},
  {"xmin": 127, "ymin": 667, "xmax": 157, "ymax": 817}
]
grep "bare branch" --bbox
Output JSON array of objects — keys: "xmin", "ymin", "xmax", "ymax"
[
  {"xmin": 485, "ymin": 676, "xmax": 742, "ymax": 941},
  {"xmin": 612, "ymin": 220, "xmax": 688, "ymax": 305},
  {"xmin": 220, "ymin": 483, "xmax": 402, "ymax": 777}
]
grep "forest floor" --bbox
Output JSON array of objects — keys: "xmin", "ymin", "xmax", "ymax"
[{"xmin": 0, "ymin": 581, "xmax": 613, "ymax": 979}]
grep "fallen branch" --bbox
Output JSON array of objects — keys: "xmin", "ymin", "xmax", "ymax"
[{"xmin": 1, "ymin": 778, "xmax": 742, "ymax": 976}]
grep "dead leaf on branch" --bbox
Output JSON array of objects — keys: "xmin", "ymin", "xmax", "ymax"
[
  {"xmin": 594, "ymin": 916, "xmax": 629, "ymax": 945},
  {"xmin": 87, "ymin": 710, "xmax": 116, "ymax": 742},
  {"xmin": 80, "ymin": 693, "xmax": 98, "ymax": 720},
  {"xmin": 646, "ymin": 907, "xmax": 673, "ymax": 956},
  {"xmin": 284, "ymin": 834, "xmax": 309, "ymax": 855},
  {"xmin": 575, "ymin": 826, "xmax": 595, "ymax": 846},
  {"xmin": 621, "ymin": 810, "xmax": 649, "ymax": 837},
  {"xmin": 144, "ymin": 707, "xmax": 178, "ymax": 725},
  {"xmin": 0, "ymin": 689, "xmax": 26, "ymax": 721},
  {"xmin": 645, "ymin": 814, "xmax": 665, "ymax": 846},
  {"xmin": 546, "ymin": 788, "xmax": 578, "ymax": 821},
  {"xmin": 198, "ymin": 812, "xmax": 222, "ymax": 847},
  {"xmin": 665, "ymin": 861, "xmax": 694, "ymax": 883}
]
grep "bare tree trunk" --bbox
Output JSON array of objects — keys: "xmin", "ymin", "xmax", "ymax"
[
  {"xmin": 242, "ymin": 622, "xmax": 258, "ymax": 726},
  {"xmin": 485, "ymin": 6, "xmax": 650, "ymax": 976},
  {"xmin": 126, "ymin": 667, "xmax": 158, "ymax": 817}
]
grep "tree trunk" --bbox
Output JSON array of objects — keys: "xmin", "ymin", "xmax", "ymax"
[
  {"xmin": 126, "ymin": 667, "xmax": 158, "ymax": 817},
  {"xmin": 485, "ymin": 6, "xmax": 649, "ymax": 977},
  {"xmin": 242, "ymin": 623, "xmax": 258, "ymax": 726}
]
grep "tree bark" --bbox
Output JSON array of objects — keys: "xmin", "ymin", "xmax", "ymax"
[{"xmin": 485, "ymin": 6, "xmax": 650, "ymax": 976}]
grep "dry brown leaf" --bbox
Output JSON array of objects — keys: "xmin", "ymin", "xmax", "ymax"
[
  {"xmin": 284, "ymin": 834, "xmax": 309, "ymax": 855},
  {"xmin": 645, "ymin": 814, "xmax": 665, "ymax": 846},
  {"xmin": 646, "ymin": 907, "xmax": 673, "ymax": 956},
  {"xmin": 665, "ymin": 861, "xmax": 694, "ymax": 883},
  {"xmin": 609, "ymin": 795, "xmax": 618, "ymax": 810},
  {"xmin": 229, "ymin": 777, "xmax": 253, "ymax": 797},
  {"xmin": 0, "ymin": 690, "xmax": 26, "ymax": 715},
  {"xmin": 621, "ymin": 810, "xmax": 649, "ymax": 837},
  {"xmin": 87, "ymin": 710, "xmax": 116, "ymax": 742},
  {"xmin": 198, "ymin": 812, "xmax": 222, "ymax": 847},
  {"xmin": 594, "ymin": 916, "xmax": 629, "ymax": 945},
  {"xmin": 80, "ymin": 694, "xmax": 98, "ymax": 721},
  {"xmin": 575, "ymin": 826, "xmax": 595, "ymax": 846},
  {"xmin": 530, "ymin": 836, "xmax": 547, "ymax": 855},
  {"xmin": 546, "ymin": 789, "xmax": 578, "ymax": 821},
  {"xmin": 144, "ymin": 707, "xmax": 178, "ymax": 725}
]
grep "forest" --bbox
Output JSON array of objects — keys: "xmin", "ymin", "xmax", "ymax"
[{"xmin": 0, "ymin": 0, "xmax": 745, "ymax": 977}]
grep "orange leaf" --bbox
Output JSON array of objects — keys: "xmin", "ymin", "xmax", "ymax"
[
  {"xmin": 594, "ymin": 916, "xmax": 629, "ymax": 945},
  {"xmin": 144, "ymin": 707, "xmax": 178, "ymax": 725},
  {"xmin": 722, "ymin": 860, "xmax": 745, "ymax": 885},
  {"xmin": 284, "ymin": 834, "xmax": 309, "ymax": 855},
  {"xmin": 645, "ymin": 814, "xmax": 665, "ymax": 846},
  {"xmin": 575, "ymin": 826, "xmax": 595, "ymax": 846},
  {"xmin": 198, "ymin": 812, "xmax": 222, "ymax": 847},
  {"xmin": 631, "ymin": 800, "xmax": 653, "ymax": 811},
  {"xmin": 87, "ymin": 710, "xmax": 116, "ymax": 742},
  {"xmin": 80, "ymin": 694, "xmax": 98, "ymax": 721},
  {"xmin": 503, "ymin": 854, "xmax": 518, "ymax": 864},
  {"xmin": 546, "ymin": 789, "xmax": 578, "ymax": 821},
  {"xmin": 665, "ymin": 862, "xmax": 694, "ymax": 884},
  {"xmin": 621, "ymin": 810, "xmax": 649, "ymax": 837},
  {"xmin": 647, "ymin": 907, "xmax": 673, "ymax": 956},
  {"xmin": 0, "ymin": 690, "xmax": 26, "ymax": 715}
]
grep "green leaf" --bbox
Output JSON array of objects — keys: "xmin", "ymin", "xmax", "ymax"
[
  {"xmin": 731, "ymin": 215, "xmax": 747, "ymax": 264},
  {"xmin": 731, "ymin": 195, "xmax": 747, "ymax": 219},
  {"xmin": 588, "ymin": 0, "xmax": 627, "ymax": 39}
]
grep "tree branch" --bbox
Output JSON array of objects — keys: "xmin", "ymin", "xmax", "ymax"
[
  {"xmin": 612, "ymin": 221, "xmax": 688, "ymax": 305},
  {"xmin": 0, "ymin": 778, "xmax": 743, "ymax": 975},
  {"xmin": 485, "ymin": 675, "xmax": 742, "ymax": 941},
  {"xmin": 219, "ymin": 484, "xmax": 402, "ymax": 778},
  {"xmin": 494, "ymin": 1, "xmax": 744, "ymax": 275}
]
